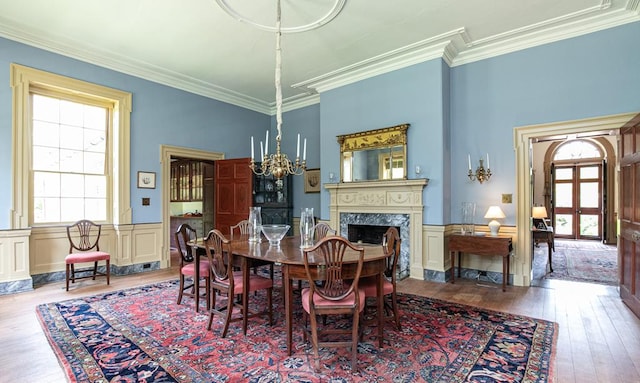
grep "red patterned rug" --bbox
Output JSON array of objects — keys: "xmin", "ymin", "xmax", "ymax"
[{"xmin": 37, "ymin": 280, "xmax": 556, "ymax": 382}]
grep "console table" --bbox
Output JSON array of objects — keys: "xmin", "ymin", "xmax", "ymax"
[
  {"xmin": 449, "ymin": 234, "xmax": 513, "ymax": 291},
  {"xmin": 532, "ymin": 227, "xmax": 554, "ymax": 272}
]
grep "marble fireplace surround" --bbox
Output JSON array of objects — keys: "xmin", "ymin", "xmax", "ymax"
[{"xmin": 325, "ymin": 179, "xmax": 428, "ymax": 280}]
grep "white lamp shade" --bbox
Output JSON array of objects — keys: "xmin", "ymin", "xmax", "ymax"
[
  {"xmin": 484, "ymin": 206, "xmax": 505, "ymax": 219},
  {"xmin": 532, "ymin": 206, "xmax": 548, "ymax": 219},
  {"xmin": 484, "ymin": 206, "xmax": 505, "ymax": 236}
]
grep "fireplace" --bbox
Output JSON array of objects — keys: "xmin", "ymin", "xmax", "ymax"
[
  {"xmin": 326, "ymin": 179, "xmax": 428, "ymax": 280},
  {"xmin": 340, "ymin": 212, "xmax": 410, "ymax": 278},
  {"xmin": 348, "ymin": 224, "xmax": 400, "ymax": 245}
]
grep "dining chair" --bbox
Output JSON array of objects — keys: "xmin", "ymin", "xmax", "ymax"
[
  {"xmin": 231, "ymin": 219, "xmax": 274, "ymax": 280},
  {"xmin": 65, "ymin": 220, "xmax": 111, "ymax": 291},
  {"xmin": 301, "ymin": 235, "xmax": 365, "ymax": 373},
  {"xmin": 360, "ymin": 226, "xmax": 402, "ymax": 330},
  {"xmin": 175, "ymin": 223, "xmax": 210, "ymax": 312},
  {"xmin": 312, "ymin": 222, "xmax": 337, "ymax": 241},
  {"xmin": 205, "ymin": 229, "xmax": 273, "ymax": 338}
]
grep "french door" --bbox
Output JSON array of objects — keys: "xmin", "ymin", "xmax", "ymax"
[{"xmin": 553, "ymin": 164, "xmax": 603, "ymax": 240}]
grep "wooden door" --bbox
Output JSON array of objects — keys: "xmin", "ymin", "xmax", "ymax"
[
  {"xmin": 214, "ymin": 158, "xmax": 252, "ymax": 236},
  {"xmin": 620, "ymin": 113, "xmax": 640, "ymax": 319},
  {"xmin": 553, "ymin": 164, "xmax": 603, "ymax": 239}
]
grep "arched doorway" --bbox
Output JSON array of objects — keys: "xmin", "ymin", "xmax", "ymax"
[{"xmin": 542, "ymin": 138, "xmax": 616, "ymax": 242}]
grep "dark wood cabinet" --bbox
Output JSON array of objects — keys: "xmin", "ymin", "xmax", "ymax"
[
  {"xmin": 170, "ymin": 160, "xmax": 208, "ymax": 202},
  {"xmin": 253, "ymin": 170, "xmax": 293, "ymax": 235}
]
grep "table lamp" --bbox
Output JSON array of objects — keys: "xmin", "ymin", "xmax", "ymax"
[
  {"xmin": 484, "ymin": 206, "xmax": 506, "ymax": 236},
  {"xmin": 532, "ymin": 206, "xmax": 549, "ymax": 230}
]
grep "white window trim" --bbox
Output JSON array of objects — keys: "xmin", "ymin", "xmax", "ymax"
[{"xmin": 10, "ymin": 63, "xmax": 132, "ymax": 229}]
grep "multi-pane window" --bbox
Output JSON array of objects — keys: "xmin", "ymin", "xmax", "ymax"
[{"xmin": 32, "ymin": 94, "xmax": 109, "ymax": 224}]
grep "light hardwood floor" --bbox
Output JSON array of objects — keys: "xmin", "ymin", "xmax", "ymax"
[{"xmin": 1, "ymin": 261, "xmax": 639, "ymax": 382}]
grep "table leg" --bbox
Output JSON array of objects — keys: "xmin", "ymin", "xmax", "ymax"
[
  {"xmin": 547, "ymin": 236, "xmax": 554, "ymax": 272},
  {"xmin": 450, "ymin": 251, "xmax": 455, "ymax": 284},
  {"xmin": 283, "ymin": 265, "xmax": 293, "ymax": 356},
  {"xmin": 377, "ymin": 271, "xmax": 384, "ymax": 348},
  {"xmin": 502, "ymin": 255, "xmax": 507, "ymax": 292}
]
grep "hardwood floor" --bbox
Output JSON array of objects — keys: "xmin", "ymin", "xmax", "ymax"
[{"xmin": 2, "ymin": 261, "xmax": 639, "ymax": 382}]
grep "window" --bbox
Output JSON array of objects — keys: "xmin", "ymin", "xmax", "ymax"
[
  {"xmin": 553, "ymin": 140, "xmax": 601, "ymax": 161},
  {"xmin": 10, "ymin": 63, "xmax": 131, "ymax": 229},
  {"xmin": 31, "ymin": 94, "xmax": 109, "ymax": 223}
]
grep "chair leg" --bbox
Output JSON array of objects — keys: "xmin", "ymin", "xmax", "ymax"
[
  {"xmin": 92, "ymin": 261, "xmax": 98, "ymax": 280},
  {"xmin": 177, "ymin": 274, "xmax": 185, "ymax": 305},
  {"xmin": 70, "ymin": 264, "xmax": 76, "ymax": 283},
  {"xmin": 267, "ymin": 287, "xmax": 273, "ymax": 325},
  {"xmin": 106, "ymin": 259, "xmax": 110, "ymax": 285},
  {"xmin": 65, "ymin": 264, "xmax": 70, "ymax": 291},
  {"xmin": 391, "ymin": 292, "xmax": 401, "ymax": 330},
  {"xmin": 221, "ymin": 299, "xmax": 234, "ymax": 338},
  {"xmin": 309, "ymin": 312, "xmax": 320, "ymax": 371},
  {"xmin": 351, "ymin": 311, "xmax": 360, "ymax": 373},
  {"xmin": 207, "ymin": 288, "xmax": 217, "ymax": 331}
]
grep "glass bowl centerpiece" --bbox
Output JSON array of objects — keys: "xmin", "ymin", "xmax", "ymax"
[{"xmin": 261, "ymin": 224, "xmax": 290, "ymax": 246}]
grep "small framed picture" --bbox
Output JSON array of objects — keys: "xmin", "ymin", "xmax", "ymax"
[
  {"xmin": 304, "ymin": 168, "xmax": 321, "ymax": 193},
  {"xmin": 137, "ymin": 171, "xmax": 156, "ymax": 189}
]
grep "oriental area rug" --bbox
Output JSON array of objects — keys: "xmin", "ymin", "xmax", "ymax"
[
  {"xmin": 535, "ymin": 239, "xmax": 617, "ymax": 285},
  {"xmin": 37, "ymin": 280, "xmax": 556, "ymax": 382}
]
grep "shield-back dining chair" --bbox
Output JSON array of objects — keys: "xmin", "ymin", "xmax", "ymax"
[
  {"xmin": 65, "ymin": 220, "xmax": 111, "ymax": 291},
  {"xmin": 205, "ymin": 229, "xmax": 273, "ymax": 338},
  {"xmin": 360, "ymin": 226, "xmax": 402, "ymax": 330},
  {"xmin": 175, "ymin": 223, "xmax": 210, "ymax": 312},
  {"xmin": 300, "ymin": 235, "xmax": 365, "ymax": 373}
]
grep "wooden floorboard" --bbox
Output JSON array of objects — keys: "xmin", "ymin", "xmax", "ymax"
[{"xmin": 1, "ymin": 262, "xmax": 640, "ymax": 382}]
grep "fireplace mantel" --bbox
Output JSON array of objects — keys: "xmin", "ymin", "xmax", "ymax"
[{"xmin": 325, "ymin": 179, "xmax": 428, "ymax": 279}]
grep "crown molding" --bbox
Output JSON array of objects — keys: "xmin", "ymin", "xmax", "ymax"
[
  {"xmin": 1, "ymin": 2, "xmax": 638, "ymax": 115},
  {"xmin": 292, "ymin": 28, "xmax": 469, "ymax": 94},
  {"xmin": 0, "ymin": 18, "xmax": 273, "ymax": 115}
]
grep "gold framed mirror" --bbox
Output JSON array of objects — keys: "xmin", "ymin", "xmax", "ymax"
[{"xmin": 337, "ymin": 123, "xmax": 409, "ymax": 182}]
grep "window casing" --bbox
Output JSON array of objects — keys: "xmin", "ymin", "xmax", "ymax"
[{"xmin": 10, "ymin": 63, "xmax": 131, "ymax": 229}]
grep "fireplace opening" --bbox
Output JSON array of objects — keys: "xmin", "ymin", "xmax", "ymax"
[{"xmin": 348, "ymin": 224, "xmax": 400, "ymax": 245}]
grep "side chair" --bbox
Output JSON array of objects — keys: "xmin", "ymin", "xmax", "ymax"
[
  {"xmin": 205, "ymin": 229, "xmax": 273, "ymax": 338},
  {"xmin": 231, "ymin": 219, "xmax": 274, "ymax": 280},
  {"xmin": 65, "ymin": 220, "xmax": 111, "ymax": 291},
  {"xmin": 301, "ymin": 235, "xmax": 365, "ymax": 373},
  {"xmin": 175, "ymin": 223, "xmax": 210, "ymax": 312},
  {"xmin": 360, "ymin": 226, "xmax": 402, "ymax": 330},
  {"xmin": 312, "ymin": 222, "xmax": 336, "ymax": 241}
]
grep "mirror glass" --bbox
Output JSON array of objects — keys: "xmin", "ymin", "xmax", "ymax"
[{"xmin": 338, "ymin": 124, "xmax": 409, "ymax": 182}]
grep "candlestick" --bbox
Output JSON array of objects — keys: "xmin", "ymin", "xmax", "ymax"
[
  {"xmin": 486, "ymin": 153, "xmax": 490, "ymax": 169},
  {"xmin": 468, "ymin": 154, "xmax": 471, "ymax": 170},
  {"xmin": 260, "ymin": 141, "xmax": 264, "ymax": 159},
  {"xmin": 265, "ymin": 130, "xmax": 269, "ymax": 155},
  {"xmin": 251, "ymin": 136, "xmax": 254, "ymax": 160},
  {"xmin": 303, "ymin": 138, "xmax": 307, "ymax": 161},
  {"xmin": 296, "ymin": 134, "xmax": 300, "ymax": 158}
]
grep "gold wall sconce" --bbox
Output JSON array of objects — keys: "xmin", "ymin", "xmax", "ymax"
[{"xmin": 467, "ymin": 154, "xmax": 492, "ymax": 183}]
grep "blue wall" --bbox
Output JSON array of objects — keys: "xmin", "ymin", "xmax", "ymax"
[
  {"xmin": 319, "ymin": 59, "xmax": 447, "ymax": 224},
  {"xmin": 450, "ymin": 21, "xmax": 640, "ymax": 225},
  {"xmin": 1, "ymin": 21, "xmax": 639, "ymax": 229},
  {"xmin": 0, "ymin": 37, "xmax": 270, "ymax": 228}
]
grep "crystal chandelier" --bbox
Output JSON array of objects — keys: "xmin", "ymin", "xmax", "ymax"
[{"xmin": 249, "ymin": 0, "xmax": 306, "ymax": 181}]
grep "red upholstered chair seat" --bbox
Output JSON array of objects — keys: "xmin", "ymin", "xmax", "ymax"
[
  {"xmin": 180, "ymin": 260, "xmax": 211, "ymax": 277},
  {"xmin": 65, "ymin": 251, "xmax": 110, "ymax": 264},
  {"xmin": 215, "ymin": 271, "xmax": 274, "ymax": 295},
  {"xmin": 301, "ymin": 288, "xmax": 365, "ymax": 312},
  {"xmin": 359, "ymin": 278, "xmax": 394, "ymax": 297}
]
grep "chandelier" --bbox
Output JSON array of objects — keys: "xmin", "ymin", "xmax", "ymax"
[{"xmin": 217, "ymin": 0, "xmax": 345, "ymax": 183}]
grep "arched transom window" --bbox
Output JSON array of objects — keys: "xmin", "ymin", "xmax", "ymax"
[{"xmin": 553, "ymin": 140, "xmax": 602, "ymax": 161}]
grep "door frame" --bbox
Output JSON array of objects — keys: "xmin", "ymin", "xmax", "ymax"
[
  {"xmin": 514, "ymin": 112, "xmax": 635, "ymax": 286},
  {"xmin": 160, "ymin": 145, "xmax": 224, "ymax": 268}
]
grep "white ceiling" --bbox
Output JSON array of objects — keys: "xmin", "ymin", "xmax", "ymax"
[{"xmin": 0, "ymin": 0, "xmax": 638, "ymax": 114}]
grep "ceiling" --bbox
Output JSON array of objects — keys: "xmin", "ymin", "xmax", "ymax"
[{"xmin": 0, "ymin": 0, "xmax": 638, "ymax": 114}]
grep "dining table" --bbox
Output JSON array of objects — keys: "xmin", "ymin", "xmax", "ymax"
[{"xmin": 190, "ymin": 235, "xmax": 390, "ymax": 356}]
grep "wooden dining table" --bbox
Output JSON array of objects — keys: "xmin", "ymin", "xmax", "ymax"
[{"xmin": 191, "ymin": 235, "xmax": 390, "ymax": 356}]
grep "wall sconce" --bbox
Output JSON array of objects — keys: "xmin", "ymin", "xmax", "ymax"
[{"xmin": 468, "ymin": 154, "xmax": 492, "ymax": 183}]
